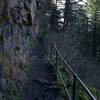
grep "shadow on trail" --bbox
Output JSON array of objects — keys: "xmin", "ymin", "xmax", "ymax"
[{"xmin": 23, "ymin": 39, "xmax": 64, "ymax": 100}]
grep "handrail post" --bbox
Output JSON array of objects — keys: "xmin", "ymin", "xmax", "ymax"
[
  {"xmin": 56, "ymin": 49, "xmax": 58, "ymax": 69},
  {"xmin": 50, "ymin": 43, "xmax": 53, "ymax": 61},
  {"xmin": 56, "ymin": 50, "xmax": 58, "ymax": 71},
  {"xmin": 55, "ymin": 49, "xmax": 58, "ymax": 79},
  {"xmin": 72, "ymin": 75, "xmax": 77, "ymax": 100}
]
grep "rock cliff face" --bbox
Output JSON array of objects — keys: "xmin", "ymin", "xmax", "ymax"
[
  {"xmin": 0, "ymin": 0, "xmax": 43, "ymax": 99},
  {"xmin": 0, "ymin": 0, "xmax": 38, "ymax": 61}
]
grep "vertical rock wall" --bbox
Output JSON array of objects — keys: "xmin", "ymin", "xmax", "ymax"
[{"xmin": 0, "ymin": 0, "xmax": 43, "ymax": 99}]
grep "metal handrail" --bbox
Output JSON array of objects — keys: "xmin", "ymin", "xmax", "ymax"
[{"xmin": 49, "ymin": 40, "xmax": 96, "ymax": 100}]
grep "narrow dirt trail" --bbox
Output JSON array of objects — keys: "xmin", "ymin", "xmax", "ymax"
[{"xmin": 23, "ymin": 39, "xmax": 64, "ymax": 100}]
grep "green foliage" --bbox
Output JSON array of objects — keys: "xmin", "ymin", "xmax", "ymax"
[
  {"xmin": 43, "ymin": 0, "xmax": 61, "ymax": 32},
  {"xmin": 96, "ymin": 91, "xmax": 100, "ymax": 99},
  {"xmin": 77, "ymin": 90, "xmax": 89, "ymax": 100},
  {"xmin": 49, "ymin": 62, "xmax": 100, "ymax": 99},
  {"xmin": 0, "ymin": 53, "xmax": 26, "ymax": 100},
  {"xmin": 86, "ymin": 0, "xmax": 100, "ymax": 56},
  {"xmin": 0, "ymin": 35, "xmax": 3, "ymax": 44},
  {"xmin": 3, "ymin": 14, "xmax": 10, "ymax": 21},
  {"xmin": 8, "ymin": 80, "xmax": 24, "ymax": 100},
  {"xmin": 38, "ymin": 32, "xmax": 48, "ymax": 40},
  {"xmin": 2, "ymin": 10, "xmax": 10, "ymax": 21},
  {"xmin": 48, "ymin": 3, "xmax": 61, "ymax": 32},
  {"xmin": 0, "ymin": 53, "xmax": 5, "ymax": 61},
  {"xmin": 89, "ymin": 86, "xmax": 100, "ymax": 99},
  {"xmin": 86, "ymin": 0, "xmax": 100, "ymax": 15}
]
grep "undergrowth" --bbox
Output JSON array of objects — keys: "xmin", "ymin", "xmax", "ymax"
[{"xmin": 48, "ymin": 60, "xmax": 100, "ymax": 100}]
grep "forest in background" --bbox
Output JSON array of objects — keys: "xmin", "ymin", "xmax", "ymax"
[
  {"xmin": 43, "ymin": 0, "xmax": 100, "ymax": 58},
  {"xmin": 42, "ymin": 0, "xmax": 100, "ymax": 99}
]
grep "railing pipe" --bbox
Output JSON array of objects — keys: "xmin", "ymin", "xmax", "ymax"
[
  {"xmin": 72, "ymin": 75, "xmax": 77, "ymax": 100},
  {"xmin": 49, "ymin": 39, "xmax": 96, "ymax": 100},
  {"xmin": 53, "ymin": 43, "xmax": 76, "ymax": 75},
  {"xmin": 50, "ymin": 43, "xmax": 53, "ymax": 61},
  {"xmin": 76, "ymin": 76, "xmax": 96, "ymax": 100},
  {"xmin": 57, "ymin": 64, "xmax": 72, "ymax": 100}
]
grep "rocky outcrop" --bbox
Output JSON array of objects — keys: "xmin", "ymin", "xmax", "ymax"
[{"xmin": 0, "ymin": 0, "xmax": 44, "ymax": 99}]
